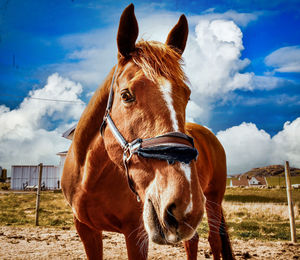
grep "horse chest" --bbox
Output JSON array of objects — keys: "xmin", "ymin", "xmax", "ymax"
[{"xmin": 72, "ymin": 171, "xmax": 141, "ymax": 233}]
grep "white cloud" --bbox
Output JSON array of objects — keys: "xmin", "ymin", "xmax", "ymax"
[
  {"xmin": 0, "ymin": 74, "xmax": 85, "ymax": 173},
  {"xmin": 183, "ymin": 18, "xmax": 254, "ymax": 123},
  {"xmin": 217, "ymin": 122, "xmax": 272, "ymax": 174},
  {"xmin": 265, "ymin": 45, "xmax": 300, "ymax": 73},
  {"xmin": 57, "ymin": 28, "xmax": 118, "ymax": 88},
  {"xmin": 186, "ymin": 19, "xmax": 253, "ymax": 94},
  {"xmin": 273, "ymin": 118, "xmax": 300, "ymax": 165},
  {"xmin": 186, "ymin": 100, "xmax": 208, "ymax": 123},
  {"xmin": 189, "ymin": 10, "xmax": 260, "ymax": 27},
  {"xmin": 252, "ymin": 75, "xmax": 288, "ymax": 90},
  {"xmin": 217, "ymin": 118, "xmax": 300, "ymax": 175}
]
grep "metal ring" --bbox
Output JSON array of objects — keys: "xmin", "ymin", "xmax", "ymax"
[{"xmin": 123, "ymin": 146, "xmax": 133, "ymax": 163}]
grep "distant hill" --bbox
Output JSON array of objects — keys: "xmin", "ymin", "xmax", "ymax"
[{"xmin": 237, "ymin": 165, "xmax": 300, "ymax": 177}]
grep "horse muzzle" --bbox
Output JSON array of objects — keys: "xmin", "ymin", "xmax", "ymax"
[{"xmin": 143, "ymin": 193, "xmax": 204, "ymax": 245}]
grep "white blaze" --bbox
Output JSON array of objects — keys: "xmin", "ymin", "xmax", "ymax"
[
  {"xmin": 159, "ymin": 79, "xmax": 179, "ymax": 132},
  {"xmin": 180, "ymin": 164, "xmax": 193, "ymax": 214},
  {"xmin": 180, "ymin": 163, "xmax": 191, "ymax": 183},
  {"xmin": 159, "ymin": 79, "xmax": 193, "ymax": 215}
]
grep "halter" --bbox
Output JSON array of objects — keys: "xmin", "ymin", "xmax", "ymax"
[{"xmin": 100, "ymin": 64, "xmax": 198, "ymax": 201}]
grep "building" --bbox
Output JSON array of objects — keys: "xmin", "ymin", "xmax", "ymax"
[
  {"xmin": 11, "ymin": 165, "xmax": 61, "ymax": 190},
  {"xmin": 62, "ymin": 124, "xmax": 76, "ymax": 140},
  {"xmin": 229, "ymin": 175, "xmax": 267, "ymax": 187}
]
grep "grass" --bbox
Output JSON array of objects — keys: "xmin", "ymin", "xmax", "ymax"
[
  {"xmin": 221, "ymin": 200, "xmax": 300, "ymax": 241},
  {"xmin": 0, "ymin": 188, "xmax": 299, "ymax": 241},
  {"xmin": 0, "ymin": 183, "xmax": 10, "ymax": 190},
  {"xmin": 199, "ymin": 187, "xmax": 300, "ymax": 241},
  {"xmin": 224, "ymin": 187, "xmax": 300, "ymax": 204},
  {"xmin": 227, "ymin": 176, "xmax": 300, "ymax": 188},
  {"xmin": 0, "ymin": 191, "xmax": 73, "ymax": 227},
  {"xmin": 266, "ymin": 176, "xmax": 300, "ymax": 187}
]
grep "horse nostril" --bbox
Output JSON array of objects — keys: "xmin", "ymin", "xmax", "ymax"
[{"xmin": 164, "ymin": 203, "xmax": 178, "ymax": 229}]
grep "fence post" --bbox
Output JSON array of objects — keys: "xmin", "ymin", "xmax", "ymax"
[
  {"xmin": 284, "ymin": 161, "xmax": 297, "ymax": 243},
  {"xmin": 35, "ymin": 163, "xmax": 43, "ymax": 226}
]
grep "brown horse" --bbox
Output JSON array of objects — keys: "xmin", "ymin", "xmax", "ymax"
[{"xmin": 61, "ymin": 4, "xmax": 234, "ymax": 260}]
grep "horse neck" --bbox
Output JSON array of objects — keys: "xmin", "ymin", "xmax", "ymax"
[{"xmin": 73, "ymin": 67, "xmax": 115, "ymax": 166}]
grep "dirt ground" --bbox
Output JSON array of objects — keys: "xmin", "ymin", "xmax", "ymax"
[{"xmin": 0, "ymin": 226, "xmax": 299, "ymax": 259}]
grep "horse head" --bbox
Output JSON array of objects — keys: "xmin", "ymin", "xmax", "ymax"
[{"xmin": 101, "ymin": 4, "xmax": 205, "ymax": 245}]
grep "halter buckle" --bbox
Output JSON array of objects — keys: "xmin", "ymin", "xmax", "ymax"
[
  {"xmin": 123, "ymin": 139, "xmax": 142, "ymax": 163},
  {"xmin": 123, "ymin": 146, "xmax": 133, "ymax": 163}
]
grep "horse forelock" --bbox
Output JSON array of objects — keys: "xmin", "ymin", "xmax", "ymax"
[{"xmin": 120, "ymin": 40, "xmax": 188, "ymax": 86}]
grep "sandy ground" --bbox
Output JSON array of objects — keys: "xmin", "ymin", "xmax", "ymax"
[{"xmin": 0, "ymin": 226, "xmax": 299, "ymax": 259}]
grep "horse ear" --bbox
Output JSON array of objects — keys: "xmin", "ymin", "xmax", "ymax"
[
  {"xmin": 117, "ymin": 4, "xmax": 139, "ymax": 58},
  {"xmin": 166, "ymin": 15, "xmax": 188, "ymax": 55}
]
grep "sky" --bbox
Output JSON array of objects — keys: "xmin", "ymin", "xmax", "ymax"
[{"xmin": 0, "ymin": 0, "xmax": 300, "ymax": 175}]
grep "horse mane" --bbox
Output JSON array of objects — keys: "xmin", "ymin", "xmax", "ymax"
[
  {"xmin": 73, "ymin": 67, "xmax": 114, "ymax": 165},
  {"xmin": 123, "ymin": 40, "xmax": 187, "ymax": 85}
]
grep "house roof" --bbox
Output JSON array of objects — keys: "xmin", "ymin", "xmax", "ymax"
[
  {"xmin": 231, "ymin": 175, "xmax": 249, "ymax": 186},
  {"xmin": 62, "ymin": 124, "xmax": 76, "ymax": 140},
  {"xmin": 56, "ymin": 151, "xmax": 68, "ymax": 156}
]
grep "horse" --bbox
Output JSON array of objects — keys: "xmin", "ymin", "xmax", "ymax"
[{"xmin": 61, "ymin": 4, "xmax": 235, "ymax": 260}]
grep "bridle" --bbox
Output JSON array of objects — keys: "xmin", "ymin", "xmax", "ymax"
[{"xmin": 100, "ymin": 64, "xmax": 198, "ymax": 201}]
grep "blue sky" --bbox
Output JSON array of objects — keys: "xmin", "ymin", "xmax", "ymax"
[{"xmin": 1, "ymin": 0, "xmax": 300, "ymax": 174}]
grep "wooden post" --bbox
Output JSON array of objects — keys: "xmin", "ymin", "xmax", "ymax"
[
  {"xmin": 35, "ymin": 163, "xmax": 43, "ymax": 226},
  {"xmin": 284, "ymin": 161, "xmax": 297, "ymax": 243}
]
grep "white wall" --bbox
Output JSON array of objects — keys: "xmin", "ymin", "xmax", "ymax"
[{"xmin": 11, "ymin": 165, "xmax": 60, "ymax": 190}]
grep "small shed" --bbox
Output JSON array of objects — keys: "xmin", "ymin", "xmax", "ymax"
[{"xmin": 11, "ymin": 165, "xmax": 60, "ymax": 190}]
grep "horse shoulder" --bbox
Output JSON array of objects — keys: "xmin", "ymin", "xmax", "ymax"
[
  {"xmin": 61, "ymin": 134, "xmax": 108, "ymax": 207},
  {"xmin": 62, "ymin": 134, "xmax": 140, "ymax": 231},
  {"xmin": 61, "ymin": 143, "xmax": 80, "ymax": 205}
]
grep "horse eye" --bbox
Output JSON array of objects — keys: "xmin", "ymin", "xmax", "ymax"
[{"xmin": 121, "ymin": 89, "xmax": 134, "ymax": 103}]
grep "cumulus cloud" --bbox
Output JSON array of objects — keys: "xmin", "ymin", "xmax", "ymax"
[
  {"xmin": 183, "ymin": 18, "xmax": 254, "ymax": 123},
  {"xmin": 217, "ymin": 118, "xmax": 300, "ymax": 175},
  {"xmin": 0, "ymin": 74, "xmax": 85, "ymax": 173},
  {"xmin": 186, "ymin": 19, "xmax": 253, "ymax": 94},
  {"xmin": 189, "ymin": 9, "xmax": 260, "ymax": 27},
  {"xmin": 273, "ymin": 118, "xmax": 300, "ymax": 165},
  {"xmin": 217, "ymin": 123, "xmax": 272, "ymax": 174},
  {"xmin": 265, "ymin": 45, "xmax": 300, "ymax": 73}
]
